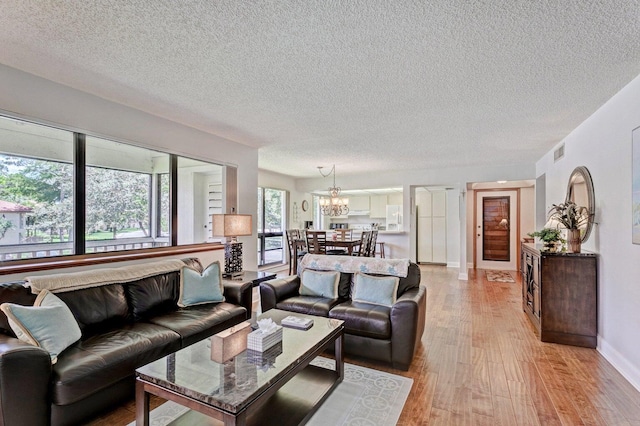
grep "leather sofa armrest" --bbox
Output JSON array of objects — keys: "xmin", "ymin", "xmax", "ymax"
[
  {"xmin": 0, "ymin": 335, "xmax": 52, "ymax": 426},
  {"xmin": 223, "ymin": 280, "xmax": 253, "ymax": 319},
  {"xmin": 259, "ymin": 276, "xmax": 301, "ymax": 312},
  {"xmin": 390, "ymin": 284, "xmax": 427, "ymax": 370}
]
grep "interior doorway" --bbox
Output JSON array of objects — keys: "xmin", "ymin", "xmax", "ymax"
[{"xmin": 475, "ymin": 190, "xmax": 518, "ymax": 270}]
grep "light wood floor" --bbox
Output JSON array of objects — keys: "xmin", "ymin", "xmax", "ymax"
[{"xmin": 88, "ymin": 265, "xmax": 640, "ymax": 425}]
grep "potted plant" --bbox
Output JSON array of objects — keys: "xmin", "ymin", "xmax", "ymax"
[
  {"xmin": 528, "ymin": 228, "xmax": 565, "ymax": 252},
  {"xmin": 547, "ymin": 201, "xmax": 591, "ymax": 253}
]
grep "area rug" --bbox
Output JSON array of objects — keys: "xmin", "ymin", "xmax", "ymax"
[
  {"xmin": 129, "ymin": 357, "xmax": 412, "ymax": 426},
  {"xmin": 485, "ymin": 270, "xmax": 515, "ymax": 283}
]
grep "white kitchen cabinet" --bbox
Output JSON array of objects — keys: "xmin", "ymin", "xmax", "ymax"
[
  {"xmin": 348, "ymin": 196, "xmax": 370, "ymax": 211},
  {"xmin": 369, "ymin": 195, "xmax": 387, "ymax": 218},
  {"xmin": 416, "ymin": 189, "xmax": 446, "ymax": 264},
  {"xmin": 387, "ymin": 193, "xmax": 403, "ymax": 205}
]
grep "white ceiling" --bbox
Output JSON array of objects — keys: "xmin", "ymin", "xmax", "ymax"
[{"xmin": 1, "ymin": 1, "xmax": 639, "ymax": 178}]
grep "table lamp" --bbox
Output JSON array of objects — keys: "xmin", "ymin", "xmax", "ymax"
[{"xmin": 212, "ymin": 214, "xmax": 253, "ymax": 278}]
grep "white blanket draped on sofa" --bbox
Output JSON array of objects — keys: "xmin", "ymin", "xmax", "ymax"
[
  {"xmin": 26, "ymin": 259, "xmax": 186, "ymax": 294},
  {"xmin": 298, "ymin": 254, "xmax": 410, "ymax": 277}
]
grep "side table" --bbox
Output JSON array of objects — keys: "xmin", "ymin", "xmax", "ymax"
[
  {"xmin": 222, "ymin": 271, "xmax": 277, "ymax": 316},
  {"xmin": 222, "ymin": 270, "xmax": 276, "ymax": 287}
]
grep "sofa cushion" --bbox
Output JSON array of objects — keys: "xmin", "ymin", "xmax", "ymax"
[
  {"xmin": 337, "ymin": 272, "xmax": 352, "ymax": 299},
  {"xmin": 0, "ymin": 290, "xmax": 82, "ymax": 364},
  {"xmin": 398, "ymin": 262, "xmax": 421, "ymax": 295},
  {"xmin": 125, "ymin": 272, "xmax": 180, "ymax": 321},
  {"xmin": 146, "ymin": 302, "xmax": 247, "ymax": 347},
  {"xmin": 57, "ymin": 284, "xmax": 129, "ymax": 335},
  {"xmin": 51, "ymin": 322, "xmax": 180, "ymax": 406},
  {"xmin": 0, "ymin": 282, "xmax": 37, "ymax": 336},
  {"xmin": 178, "ymin": 261, "xmax": 224, "ymax": 307},
  {"xmin": 300, "ymin": 269, "xmax": 340, "ymax": 298},
  {"xmin": 276, "ymin": 296, "xmax": 341, "ymax": 317},
  {"xmin": 352, "ymin": 273, "xmax": 399, "ymax": 307},
  {"xmin": 329, "ymin": 301, "xmax": 391, "ymax": 339}
]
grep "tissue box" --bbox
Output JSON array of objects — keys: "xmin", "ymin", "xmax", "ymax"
[
  {"xmin": 210, "ymin": 321, "xmax": 251, "ymax": 363},
  {"xmin": 247, "ymin": 325, "xmax": 283, "ymax": 352}
]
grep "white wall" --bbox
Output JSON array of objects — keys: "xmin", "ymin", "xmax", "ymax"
[
  {"xmin": 536, "ymin": 73, "xmax": 640, "ymax": 391},
  {"xmin": 446, "ymin": 188, "xmax": 461, "ymax": 267},
  {"xmin": 520, "ymin": 186, "xmax": 535, "ymax": 238},
  {"xmin": 0, "ymin": 64, "xmax": 259, "ymax": 270}
]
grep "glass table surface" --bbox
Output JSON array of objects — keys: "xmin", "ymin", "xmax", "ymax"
[{"xmin": 136, "ymin": 309, "xmax": 343, "ymax": 414}]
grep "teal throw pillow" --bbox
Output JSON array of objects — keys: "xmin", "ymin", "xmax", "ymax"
[
  {"xmin": 352, "ymin": 273, "xmax": 400, "ymax": 307},
  {"xmin": 178, "ymin": 261, "xmax": 225, "ymax": 307},
  {"xmin": 300, "ymin": 269, "xmax": 340, "ymax": 298},
  {"xmin": 0, "ymin": 289, "xmax": 82, "ymax": 364}
]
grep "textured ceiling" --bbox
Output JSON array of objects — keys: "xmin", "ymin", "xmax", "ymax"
[{"xmin": 1, "ymin": 1, "xmax": 640, "ymax": 178}]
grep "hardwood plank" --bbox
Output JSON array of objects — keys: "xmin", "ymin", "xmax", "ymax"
[
  {"xmin": 518, "ymin": 360, "xmax": 562, "ymax": 425},
  {"xmin": 492, "ymin": 395, "xmax": 519, "ymax": 426},
  {"xmin": 488, "ymin": 362, "xmax": 511, "ymax": 398}
]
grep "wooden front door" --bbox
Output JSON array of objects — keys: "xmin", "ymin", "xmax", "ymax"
[
  {"xmin": 476, "ymin": 190, "xmax": 518, "ymax": 270},
  {"xmin": 482, "ymin": 196, "xmax": 510, "ymax": 261}
]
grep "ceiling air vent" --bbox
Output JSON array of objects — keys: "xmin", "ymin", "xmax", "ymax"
[{"xmin": 554, "ymin": 144, "xmax": 565, "ymax": 162}]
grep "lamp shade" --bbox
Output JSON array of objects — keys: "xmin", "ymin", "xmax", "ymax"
[{"xmin": 212, "ymin": 214, "xmax": 252, "ymax": 238}]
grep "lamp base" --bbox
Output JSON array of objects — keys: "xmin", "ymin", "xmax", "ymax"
[{"xmin": 224, "ymin": 241, "xmax": 243, "ymax": 277}]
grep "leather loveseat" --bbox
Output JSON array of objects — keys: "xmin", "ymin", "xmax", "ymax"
[
  {"xmin": 0, "ymin": 258, "xmax": 251, "ymax": 426},
  {"xmin": 260, "ymin": 254, "xmax": 426, "ymax": 370}
]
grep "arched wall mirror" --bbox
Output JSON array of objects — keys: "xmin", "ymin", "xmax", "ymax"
[{"xmin": 565, "ymin": 166, "xmax": 595, "ymax": 243}]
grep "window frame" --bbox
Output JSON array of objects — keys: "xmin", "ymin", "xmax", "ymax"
[{"xmin": 0, "ymin": 115, "xmax": 226, "ymax": 275}]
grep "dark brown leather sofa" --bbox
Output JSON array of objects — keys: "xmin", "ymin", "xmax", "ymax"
[
  {"xmin": 260, "ymin": 259, "xmax": 426, "ymax": 370},
  {"xmin": 0, "ymin": 258, "xmax": 251, "ymax": 426}
]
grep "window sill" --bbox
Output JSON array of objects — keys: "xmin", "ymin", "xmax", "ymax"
[{"xmin": 0, "ymin": 243, "xmax": 224, "ymax": 276}]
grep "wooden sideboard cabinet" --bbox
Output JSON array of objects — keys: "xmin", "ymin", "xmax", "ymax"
[{"xmin": 520, "ymin": 242, "xmax": 598, "ymax": 348}]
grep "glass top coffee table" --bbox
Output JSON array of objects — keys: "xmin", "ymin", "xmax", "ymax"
[{"xmin": 135, "ymin": 309, "xmax": 344, "ymax": 426}]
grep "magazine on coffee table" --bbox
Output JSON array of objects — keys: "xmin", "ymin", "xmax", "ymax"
[{"xmin": 281, "ymin": 315, "xmax": 314, "ymax": 330}]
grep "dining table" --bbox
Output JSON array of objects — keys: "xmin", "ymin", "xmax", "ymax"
[{"xmin": 327, "ymin": 238, "xmax": 362, "ymax": 255}]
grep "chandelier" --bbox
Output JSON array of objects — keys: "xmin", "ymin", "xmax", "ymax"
[{"xmin": 318, "ymin": 165, "xmax": 349, "ymax": 217}]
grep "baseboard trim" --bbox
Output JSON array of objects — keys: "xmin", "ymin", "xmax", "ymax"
[
  {"xmin": 458, "ymin": 271, "xmax": 468, "ymax": 281},
  {"xmin": 597, "ymin": 336, "xmax": 640, "ymax": 393},
  {"xmin": 446, "ymin": 262, "xmax": 460, "ymax": 268}
]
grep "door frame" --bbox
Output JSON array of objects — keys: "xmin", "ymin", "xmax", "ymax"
[
  {"xmin": 257, "ymin": 187, "xmax": 287, "ymax": 267},
  {"xmin": 473, "ymin": 188, "xmax": 521, "ymax": 271}
]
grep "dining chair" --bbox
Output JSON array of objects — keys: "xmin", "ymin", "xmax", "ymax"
[
  {"xmin": 306, "ymin": 230, "xmax": 346, "ymax": 255},
  {"xmin": 286, "ymin": 229, "xmax": 307, "ymax": 275},
  {"xmin": 368, "ymin": 230, "xmax": 379, "ymax": 257},
  {"xmin": 335, "ymin": 229, "xmax": 353, "ymax": 241},
  {"xmin": 305, "ymin": 230, "xmax": 327, "ymax": 255},
  {"xmin": 354, "ymin": 230, "xmax": 372, "ymax": 256}
]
